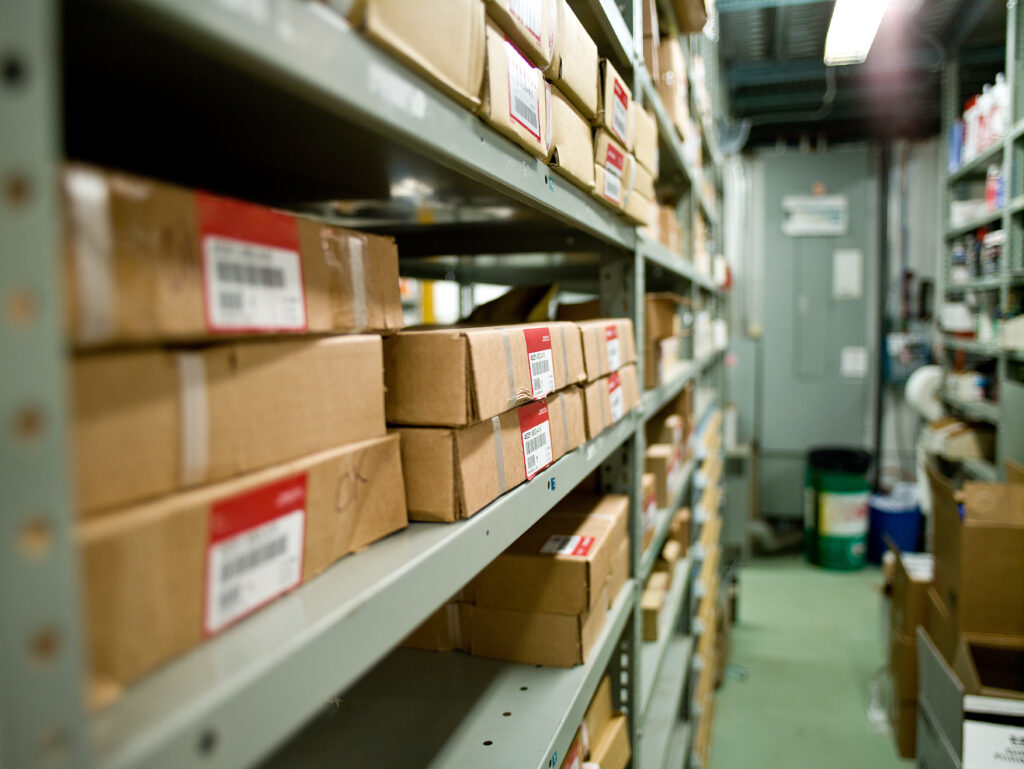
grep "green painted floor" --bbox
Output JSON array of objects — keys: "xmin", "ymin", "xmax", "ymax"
[{"xmin": 708, "ymin": 556, "xmax": 912, "ymax": 769}]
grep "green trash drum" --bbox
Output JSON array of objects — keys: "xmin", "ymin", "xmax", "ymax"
[{"xmin": 804, "ymin": 448, "xmax": 872, "ymax": 570}]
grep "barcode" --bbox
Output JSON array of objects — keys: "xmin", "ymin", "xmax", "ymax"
[
  {"xmin": 532, "ymin": 357, "xmax": 551, "ymax": 376},
  {"xmin": 525, "ymin": 432, "xmax": 549, "ymax": 457},
  {"xmin": 513, "ymin": 97, "xmax": 539, "ymax": 131},
  {"xmin": 220, "ymin": 535, "xmax": 288, "ymax": 582},
  {"xmin": 605, "ymin": 169, "xmax": 622, "ymax": 203},
  {"xmin": 219, "ymin": 292, "xmax": 243, "ymax": 310},
  {"xmin": 215, "ymin": 260, "xmax": 286, "ymax": 289},
  {"xmin": 219, "ymin": 586, "xmax": 241, "ymax": 612},
  {"xmin": 506, "ymin": 42, "xmax": 541, "ymax": 138}
]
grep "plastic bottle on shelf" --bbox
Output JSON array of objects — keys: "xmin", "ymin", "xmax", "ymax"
[{"xmin": 992, "ymin": 73, "xmax": 1008, "ymax": 139}]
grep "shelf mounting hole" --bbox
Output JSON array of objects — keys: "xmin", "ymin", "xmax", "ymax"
[
  {"xmin": 519, "ymin": 686, "xmax": 528, "ymax": 691},
  {"xmin": 2, "ymin": 54, "xmax": 26, "ymax": 88},
  {"xmin": 14, "ymin": 405, "xmax": 44, "ymax": 442},
  {"xmin": 37, "ymin": 726, "xmax": 70, "ymax": 764},
  {"xmin": 502, "ymin": 712, "xmax": 511, "ymax": 717},
  {"xmin": 5, "ymin": 173, "xmax": 31, "ymax": 207},
  {"xmin": 6, "ymin": 288, "xmax": 37, "ymax": 328},
  {"xmin": 30, "ymin": 627, "xmax": 60, "ymax": 664},
  {"xmin": 198, "ymin": 728, "xmax": 218, "ymax": 756},
  {"xmin": 483, "ymin": 740, "xmax": 493, "ymax": 746},
  {"xmin": 19, "ymin": 518, "xmax": 52, "ymax": 559}
]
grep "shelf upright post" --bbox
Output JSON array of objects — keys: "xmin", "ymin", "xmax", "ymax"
[
  {"xmin": 999, "ymin": 0, "xmax": 1019, "ymax": 473},
  {"xmin": 0, "ymin": 2, "xmax": 92, "ymax": 768}
]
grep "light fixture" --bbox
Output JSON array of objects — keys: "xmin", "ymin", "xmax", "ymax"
[{"xmin": 824, "ymin": 0, "xmax": 890, "ymax": 66}]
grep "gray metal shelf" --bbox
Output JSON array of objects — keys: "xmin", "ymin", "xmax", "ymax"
[
  {"xmin": 947, "ymin": 139, "xmax": 1005, "ymax": 184},
  {"xmin": 663, "ymin": 719, "xmax": 693, "ymax": 769},
  {"xmin": 941, "ymin": 393, "xmax": 1000, "ymax": 424},
  {"xmin": 642, "ymin": 352, "xmax": 723, "ymax": 421},
  {"xmin": 639, "ymin": 458, "xmax": 696, "ymax": 582},
  {"xmin": 260, "ymin": 580, "xmax": 637, "ymax": 769},
  {"xmin": 640, "ymin": 636, "xmax": 694, "ymax": 769},
  {"xmin": 943, "ymin": 337, "xmax": 1001, "ymax": 356},
  {"xmin": 945, "ymin": 208, "xmax": 1004, "ymax": 239},
  {"xmin": 945, "ymin": 274, "xmax": 1007, "ymax": 293},
  {"xmin": 639, "ymin": 561, "xmax": 694, "ymax": 716},
  {"xmin": 91, "ymin": 416, "xmax": 637, "ymax": 769},
  {"xmin": 639, "ymin": 234, "xmax": 720, "ymax": 292}
]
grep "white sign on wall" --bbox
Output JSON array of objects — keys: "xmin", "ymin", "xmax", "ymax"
[{"xmin": 782, "ymin": 195, "xmax": 849, "ymax": 236}]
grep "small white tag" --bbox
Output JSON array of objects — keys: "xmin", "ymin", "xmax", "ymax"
[
  {"xmin": 604, "ymin": 164, "xmax": 622, "ymax": 204},
  {"xmin": 506, "ymin": 41, "xmax": 541, "ymax": 139},
  {"xmin": 522, "ymin": 419, "xmax": 552, "ymax": 478},
  {"xmin": 205, "ymin": 509, "xmax": 304, "ymax": 633},
  {"xmin": 964, "ymin": 719, "xmax": 1024, "ymax": 768},
  {"xmin": 539, "ymin": 534, "xmax": 596, "ymax": 556},
  {"xmin": 606, "ymin": 330, "xmax": 622, "ymax": 370},
  {"xmin": 203, "ymin": 236, "xmax": 305, "ymax": 330},
  {"xmin": 613, "ymin": 99, "xmax": 628, "ymax": 144},
  {"xmin": 509, "ymin": 0, "xmax": 542, "ymax": 42},
  {"xmin": 529, "ymin": 350, "xmax": 555, "ymax": 396},
  {"xmin": 609, "ymin": 382, "xmax": 625, "ymax": 421}
]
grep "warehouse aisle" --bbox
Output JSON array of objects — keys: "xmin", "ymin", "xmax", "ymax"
[{"xmin": 709, "ymin": 556, "xmax": 911, "ymax": 769}]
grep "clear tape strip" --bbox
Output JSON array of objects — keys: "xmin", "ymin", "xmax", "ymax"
[
  {"xmin": 559, "ymin": 394, "xmax": 569, "ymax": 454},
  {"xmin": 66, "ymin": 168, "xmax": 114, "ymax": 343},
  {"xmin": 558, "ymin": 324, "xmax": 570, "ymax": 387},
  {"xmin": 349, "ymin": 234, "xmax": 368, "ymax": 331},
  {"xmin": 501, "ymin": 329, "xmax": 516, "ymax": 410},
  {"xmin": 177, "ymin": 353, "xmax": 210, "ymax": 486},
  {"xmin": 492, "ymin": 416, "xmax": 507, "ymax": 493}
]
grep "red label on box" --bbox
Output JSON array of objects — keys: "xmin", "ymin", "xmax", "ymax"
[
  {"xmin": 608, "ymin": 371, "xmax": 625, "ymax": 421},
  {"xmin": 605, "ymin": 143, "xmax": 625, "ymax": 173},
  {"xmin": 539, "ymin": 534, "xmax": 596, "ymax": 557},
  {"xmin": 196, "ymin": 192, "xmax": 307, "ymax": 334},
  {"xmin": 524, "ymin": 326, "xmax": 555, "ymax": 397},
  {"xmin": 518, "ymin": 400, "xmax": 553, "ymax": 479},
  {"xmin": 605, "ymin": 323, "xmax": 622, "ymax": 371},
  {"xmin": 203, "ymin": 473, "xmax": 308, "ymax": 636}
]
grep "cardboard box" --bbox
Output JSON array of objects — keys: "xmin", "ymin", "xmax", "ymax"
[
  {"xmin": 657, "ymin": 39, "xmax": 689, "ymax": 135},
  {"xmin": 925, "ymin": 418, "xmax": 996, "ymax": 460},
  {"xmin": 607, "ymin": 537, "xmax": 630, "ymax": 606},
  {"xmin": 584, "ymin": 676, "xmax": 614, "ymax": 757},
  {"xmin": 890, "ymin": 697, "xmax": 917, "ymax": 759},
  {"xmin": 583, "ymin": 365, "xmax": 640, "ymax": 439},
  {"xmin": 350, "ymin": 0, "xmax": 485, "ymax": 110},
  {"xmin": 953, "ymin": 635, "xmax": 1024, "ymax": 700},
  {"xmin": 591, "ymin": 714, "xmax": 631, "ymax": 769},
  {"xmin": 575, "ymin": 318, "xmax": 637, "ymax": 381},
  {"xmin": 669, "ymin": 507, "xmax": 691, "ymax": 553},
  {"xmin": 485, "ymin": 0, "xmax": 554, "ymax": 69},
  {"xmin": 890, "ymin": 626, "xmax": 918, "ymax": 701},
  {"xmin": 642, "ymin": 472, "xmax": 658, "ymax": 552},
  {"xmin": 646, "ymin": 292, "xmax": 686, "ymax": 341},
  {"xmin": 645, "ymin": 444, "xmax": 677, "ymax": 508},
  {"xmin": 654, "ymin": 538, "xmax": 684, "ymax": 581},
  {"xmin": 633, "ymin": 107, "xmax": 658, "ymax": 177},
  {"xmin": 82, "ymin": 434, "xmax": 407, "ymax": 706},
  {"xmin": 402, "ymin": 600, "xmax": 469, "ymax": 652},
  {"xmin": 642, "ymin": 0, "xmax": 659, "ymax": 78},
  {"xmin": 646, "ymin": 413, "xmax": 685, "ymax": 450},
  {"xmin": 63, "ymin": 165, "xmax": 403, "ymax": 347},
  {"xmin": 658, "ymin": 205, "xmax": 683, "ymax": 255},
  {"xmin": 559, "ymin": 729, "xmax": 585, "ymax": 769},
  {"xmin": 925, "ymin": 587, "xmax": 960, "ymax": 664},
  {"xmin": 549, "ymin": 86, "xmax": 595, "ymax": 192},
  {"xmin": 466, "ymin": 586, "xmax": 608, "ymax": 666},
  {"xmin": 593, "ymin": 129, "xmax": 633, "ymax": 210},
  {"xmin": 545, "ymin": 0, "xmax": 598, "ymax": 119},
  {"xmin": 74, "ymin": 336, "xmax": 385, "ymax": 516},
  {"xmin": 384, "ymin": 321, "xmax": 585, "ymax": 426},
  {"xmin": 595, "ymin": 59, "xmax": 633, "ymax": 149},
  {"xmin": 479, "ymin": 20, "xmax": 552, "ymax": 160},
  {"xmin": 671, "ymin": 0, "xmax": 707, "ymax": 33},
  {"xmin": 466, "ymin": 493, "xmax": 628, "ymax": 614},
  {"xmin": 642, "ymin": 571, "xmax": 669, "ymax": 641},
  {"xmin": 643, "ymin": 35, "xmax": 659, "ymax": 82},
  {"xmin": 891, "ymin": 552, "xmax": 934, "ymax": 636},
  {"xmin": 644, "ymin": 335, "xmax": 687, "ymax": 388},
  {"xmin": 396, "ymin": 386, "xmax": 586, "ymax": 521},
  {"xmin": 927, "ymin": 462, "xmax": 1024, "ymax": 636},
  {"xmin": 622, "ymin": 188, "xmax": 651, "ymax": 227}
]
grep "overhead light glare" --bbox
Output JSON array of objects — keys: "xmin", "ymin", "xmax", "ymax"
[{"xmin": 824, "ymin": 0, "xmax": 889, "ymax": 66}]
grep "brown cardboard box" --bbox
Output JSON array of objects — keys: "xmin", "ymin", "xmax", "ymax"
[
  {"xmin": 891, "ymin": 552, "xmax": 934, "ymax": 636},
  {"xmin": 646, "ymin": 293, "xmax": 686, "ymax": 341},
  {"xmin": 82, "ymin": 434, "xmax": 406, "ymax": 705},
  {"xmin": 642, "ymin": 571, "xmax": 669, "ymax": 641},
  {"xmin": 927, "ymin": 462, "xmax": 1024, "ymax": 636},
  {"xmin": 669, "ymin": 507, "xmax": 691, "ymax": 553},
  {"xmin": 558, "ymin": 729, "xmax": 585, "ymax": 769},
  {"xmin": 953, "ymin": 635, "xmax": 1024, "ymax": 699},
  {"xmin": 584, "ymin": 676, "xmax": 614, "ymax": 757},
  {"xmin": 545, "ymin": 0, "xmax": 598, "ymax": 119},
  {"xmin": 607, "ymin": 537, "xmax": 630, "ymax": 606},
  {"xmin": 75, "ymin": 336, "xmax": 385, "ymax": 516},
  {"xmin": 583, "ymin": 365, "xmax": 640, "ymax": 439},
  {"xmin": 396, "ymin": 386, "xmax": 586, "ymax": 521},
  {"xmin": 671, "ymin": 0, "xmax": 707, "ymax": 33},
  {"xmin": 622, "ymin": 188, "xmax": 651, "ymax": 227},
  {"xmin": 466, "ymin": 585, "xmax": 608, "ymax": 666},
  {"xmin": 925, "ymin": 587, "xmax": 960, "ymax": 663},
  {"xmin": 657, "ymin": 39, "xmax": 689, "ymax": 134},
  {"xmin": 595, "ymin": 59, "xmax": 633, "ymax": 149},
  {"xmin": 644, "ymin": 335, "xmax": 687, "ymax": 388},
  {"xmin": 350, "ymin": 0, "xmax": 485, "ymax": 110},
  {"xmin": 485, "ymin": 0, "xmax": 554, "ymax": 69},
  {"xmin": 591, "ymin": 714, "xmax": 631, "ymax": 769},
  {"xmin": 63, "ymin": 165, "xmax": 403, "ymax": 347},
  {"xmin": 654, "ymin": 538, "xmax": 684, "ymax": 581},
  {"xmin": 890, "ymin": 697, "xmax": 917, "ymax": 759},
  {"xmin": 403, "ymin": 600, "xmax": 469, "ymax": 652},
  {"xmin": 633, "ymin": 107, "xmax": 659, "ymax": 177},
  {"xmin": 658, "ymin": 205, "xmax": 683, "ymax": 254},
  {"xmin": 479, "ymin": 20, "xmax": 552, "ymax": 160},
  {"xmin": 466, "ymin": 493, "xmax": 628, "ymax": 614},
  {"xmin": 646, "ymin": 413, "xmax": 685, "ymax": 450},
  {"xmin": 593, "ymin": 129, "xmax": 633, "ymax": 210},
  {"xmin": 890, "ymin": 627, "xmax": 918, "ymax": 701},
  {"xmin": 643, "ymin": 35, "xmax": 659, "ymax": 82},
  {"xmin": 642, "ymin": 0, "xmax": 659, "ymax": 78},
  {"xmin": 555, "ymin": 297, "xmax": 602, "ymax": 322},
  {"xmin": 645, "ymin": 444, "xmax": 677, "ymax": 507},
  {"xmin": 576, "ymin": 318, "xmax": 637, "ymax": 381},
  {"xmin": 925, "ymin": 417, "xmax": 996, "ymax": 460},
  {"xmin": 549, "ymin": 86, "xmax": 596, "ymax": 192},
  {"xmin": 642, "ymin": 472, "xmax": 658, "ymax": 551},
  {"xmin": 384, "ymin": 321, "xmax": 585, "ymax": 426}
]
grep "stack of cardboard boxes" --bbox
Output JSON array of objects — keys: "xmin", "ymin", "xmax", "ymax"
[
  {"xmin": 347, "ymin": 0, "xmax": 658, "ymax": 225},
  {"xmin": 405, "ymin": 492, "xmax": 631, "ymax": 666},
  {"xmin": 641, "ymin": 534, "xmax": 686, "ymax": 642},
  {"xmin": 642, "ymin": 382, "xmax": 695, "ymax": 549},
  {"xmin": 886, "ymin": 460, "xmax": 1024, "ymax": 759},
  {"xmin": 691, "ymin": 503, "xmax": 722, "ymax": 768},
  {"xmin": 64, "ymin": 164, "xmax": 408, "ymax": 708},
  {"xmin": 561, "ymin": 677, "xmax": 631, "ymax": 769},
  {"xmin": 642, "ymin": 292, "xmax": 691, "ymax": 389}
]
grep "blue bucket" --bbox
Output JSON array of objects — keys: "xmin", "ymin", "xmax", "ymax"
[{"xmin": 867, "ymin": 483, "xmax": 922, "ymax": 563}]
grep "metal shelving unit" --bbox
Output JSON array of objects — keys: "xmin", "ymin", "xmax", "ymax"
[
  {"xmin": 941, "ymin": 1, "xmax": 1024, "ymax": 479},
  {"xmin": 1, "ymin": 1, "xmax": 728, "ymax": 768}
]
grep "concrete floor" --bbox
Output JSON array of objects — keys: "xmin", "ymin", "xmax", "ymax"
[{"xmin": 708, "ymin": 555, "xmax": 913, "ymax": 769}]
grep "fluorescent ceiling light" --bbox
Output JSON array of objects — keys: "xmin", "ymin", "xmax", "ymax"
[{"xmin": 824, "ymin": 0, "xmax": 890, "ymax": 66}]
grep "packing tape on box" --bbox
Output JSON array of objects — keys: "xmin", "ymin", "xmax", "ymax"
[
  {"xmin": 501, "ymin": 329, "xmax": 517, "ymax": 410},
  {"xmin": 622, "ymin": 154, "xmax": 638, "ymax": 207},
  {"xmin": 491, "ymin": 416, "xmax": 507, "ymax": 493},
  {"xmin": 176, "ymin": 352, "xmax": 210, "ymax": 486},
  {"xmin": 599, "ymin": 381, "xmax": 609, "ymax": 427},
  {"xmin": 66, "ymin": 167, "xmax": 115, "ymax": 344},
  {"xmin": 445, "ymin": 602, "xmax": 465, "ymax": 650},
  {"xmin": 547, "ymin": 0, "xmax": 557, "ymax": 62},
  {"xmin": 557, "ymin": 324, "xmax": 570, "ymax": 388},
  {"xmin": 559, "ymin": 393, "xmax": 569, "ymax": 454},
  {"xmin": 323, "ymin": 229, "xmax": 368, "ymax": 331}
]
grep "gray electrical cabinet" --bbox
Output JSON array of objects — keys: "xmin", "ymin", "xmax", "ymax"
[{"xmin": 751, "ymin": 147, "xmax": 878, "ymax": 518}]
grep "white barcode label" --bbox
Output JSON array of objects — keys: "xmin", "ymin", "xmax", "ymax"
[
  {"xmin": 530, "ymin": 352, "xmax": 554, "ymax": 395},
  {"xmin": 964, "ymin": 719, "xmax": 1024, "ymax": 768},
  {"xmin": 540, "ymin": 534, "xmax": 596, "ymax": 556},
  {"xmin": 203, "ymin": 236, "xmax": 306, "ymax": 331},
  {"xmin": 606, "ymin": 325, "xmax": 622, "ymax": 371},
  {"xmin": 523, "ymin": 421, "xmax": 552, "ymax": 477},
  {"xmin": 609, "ymin": 380, "xmax": 625, "ymax": 421},
  {"xmin": 206, "ymin": 510, "xmax": 304, "ymax": 633},
  {"xmin": 612, "ymin": 78, "xmax": 629, "ymax": 144},
  {"xmin": 509, "ymin": 0, "xmax": 542, "ymax": 42},
  {"xmin": 604, "ymin": 166, "xmax": 622, "ymax": 204},
  {"xmin": 506, "ymin": 40, "xmax": 541, "ymax": 140}
]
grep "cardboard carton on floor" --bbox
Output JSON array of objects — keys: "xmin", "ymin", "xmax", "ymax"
[
  {"xmin": 545, "ymin": 0, "xmax": 598, "ymax": 118},
  {"xmin": 889, "ymin": 695, "xmax": 917, "ymax": 760},
  {"xmin": 593, "ymin": 129, "xmax": 633, "ymax": 210},
  {"xmin": 63, "ymin": 165, "xmax": 403, "ymax": 347},
  {"xmin": 384, "ymin": 321, "xmax": 585, "ymax": 426},
  {"xmin": 594, "ymin": 59, "xmax": 633, "ymax": 149},
  {"xmin": 479, "ymin": 20, "xmax": 552, "ymax": 160},
  {"xmin": 889, "ymin": 625, "xmax": 918, "ymax": 702},
  {"xmin": 891, "ymin": 552, "xmax": 934, "ymax": 636},
  {"xmin": 83, "ymin": 434, "xmax": 406, "ymax": 709},
  {"xmin": 466, "ymin": 493, "xmax": 628, "ymax": 614},
  {"xmin": 927, "ymin": 462, "xmax": 1024, "ymax": 636},
  {"xmin": 583, "ymin": 365, "xmax": 640, "ymax": 439},
  {"xmin": 75, "ymin": 335, "xmax": 385, "ymax": 516},
  {"xmin": 953, "ymin": 634, "xmax": 1024, "ymax": 700},
  {"xmin": 485, "ymin": 0, "xmax": 554, "ymax": 70},
  {"xmin": 395, "ymin": 386, "xmax": 586, "ymax": 521},
  {"xmin": 924, "ymin": 586, "xmax": 960, "ymax": 664},
  {"xmin": 549, "ymin": 86, "xmax": 595, "ymax": 192},
  {"xmin": 575, "ymin": 318, "xmax": 637, "ymax": 381}
]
